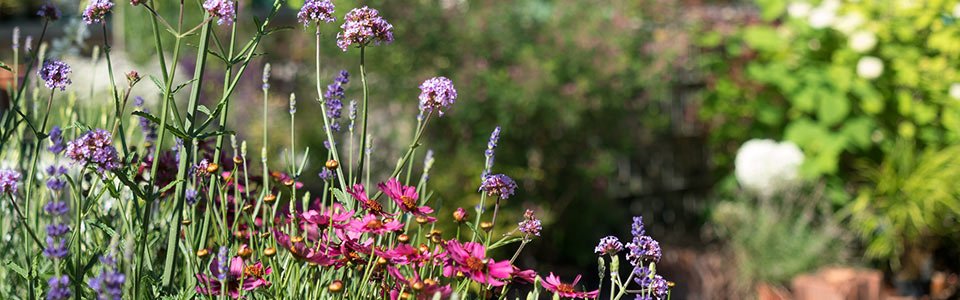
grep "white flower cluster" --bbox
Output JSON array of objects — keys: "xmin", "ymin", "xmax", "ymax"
[{"xmin": 734, "ymin": 139, "xmax": 805, "ymax": 198}]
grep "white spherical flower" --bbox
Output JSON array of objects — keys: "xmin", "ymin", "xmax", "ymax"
[
  {"xmin": 735, "ymin": 139, "xmax": 805, "ymax": 198},
  {"xmin": 949, "ymin": 83, "xmax": 960, "ymax": 100},
  {"xmin": 857, "ymin": 56, "xmax": 884, "ymax": 79},
  {"xmin": 807, "ymin": 7, "xmax": 836, "ymax": 29},
  {"xmin": 849, "ymin": 31, "xmax": 877, "ymax": 53},
  {"xmin": 833, "ymin": 12, "xmax": 865, "ymax": 34},
  {"xmin": 787, "ymin": 2, "xmax": 813, "ymax": 18}
]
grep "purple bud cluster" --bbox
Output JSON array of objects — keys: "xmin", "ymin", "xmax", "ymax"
[
  {"xmin": 298, "ymin": 0, "xmax": 336, "ymax": 26},
  {"xmin": 479, "ymin": 173, "xmax": 517, "ymax": 199},
  {"xmin": 186, "ymin": 189, "xmax": 199, "ymax": 205},
  {"xmin": 418, "ymin": 76, "xmax": 457, "ymax": 117},
  {"xmin": 518, "ymin": 209, "xmax": 542, "ymax": 237},
  {"xmin": 202, "ymin": 0, "xmax": 235, "ymax": 26},
  {"xmin": 82, "ymin": 0, "xmax": 114, "ymax": 24},
  {"xmin": 12, "ymin": 27, "xmax": 19, "ymax": 50},
  {"xmin": 348, "ymin": 100, "xmax": 358, "ymax": 131},
  {"xmin": 65, "ymin": 129, "xmax": 121, "ymax": 174},
  {"xmin": 0, "ymin": 169, "xmax": 21, "ymax": 195},
  {"xmin": 89, "ymin": 251, "xmax": 125, "ymax": 300},
  {"xmin": 37, "ymin": 2, "xmax": 62, "ymax": 21},
  {"xmin": 318, "ymin": 168, "xmax": 336, "ymax": 182},
  {"xmin": 38, "ymin": 59, "xmax": 72, "ymax": 91},
  {"xmin": 47, "ymin": 275, "xmax": 71, "ymax": 300},
  {"xmin": 134, "ymin": 98, "xmax": 158, "ymax": 144},
  {"xmin": 421, "ymin": 149, "xmax": 435, "ymax": 182},
  {"xmin": 323, "ymin": 70, "xmax": 349, "ymax": 131},
  {"xmin": 336, "ymin": 6, "xmax": 394, "ymax": 51}
]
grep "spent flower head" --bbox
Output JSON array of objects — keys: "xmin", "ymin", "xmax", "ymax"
[
  {"xmin": 82, "ymin": 0, "xmax": 115, "ymax": 24},
  {"xmin": 418, "ymin": 76, "xmax": 457, "ymax": 117},
  {"xmin": 298, "ymin": 0, "xmax": 336, "ymax": 26},
  {"xmin": 38, "ymin": 59, "xmax": 72, "ymax": 91},
  {"xmin": 336, "ymin": 6, "xmax": 394, "ymax": 51}
]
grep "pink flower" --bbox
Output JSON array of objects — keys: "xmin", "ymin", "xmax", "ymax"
[
  {"xmin": 346, "ymin": 214, "xmax": 403, "ymax": 235},
  {"xmin": 378, "ymin": 178, "xmax": 436, "ymax": 221},
  {"xmin": 442, "ymin": 240, "xmax": 513, "ymax": 286},
  {"xmin": 511, "ymin": 266, "xmax": 537, "ymax": 285},
  {"xmin": 273, "ymin": 229, "xmax": 337, "ymax": 265},
  {"xmin": 383, "ymin": 244, "xmax": 444, "ymax": 267},
  {"xmin": 387, "ymin": 267, "xmax": 452, "ymax": 300},
  {"xmin": 301, "ymin": 202, "xmax": 353, "ymax": 229},
  {"xmin": 196, "ymin": 257, "xmax": 271, "ymax": 299},
  {"xmin": 541, "ymin": 273, "xmax": 599, "ymax": 299},
  {"xmin": 348, "ymin": 184, "xmax": 390, "ymax": 216}
]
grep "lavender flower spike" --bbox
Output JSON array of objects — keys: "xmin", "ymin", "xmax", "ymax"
[
  {"xmin": 47, "ymin": 275, "xmax": 71, "ymax": 300},
  {"xmin": 298, "ymin": 0, "xmax": 336, "ymax": 26},
  {"xmin": 418, "ymin": 76, "xmax": 457, "ymax": 117},
  {"xmin": 82, "ymin": 0, "xmax": 114, "ymax": 24},
  {"xmin": 38, "ymin": 59, "xmax": 72, "ymax": 91}
]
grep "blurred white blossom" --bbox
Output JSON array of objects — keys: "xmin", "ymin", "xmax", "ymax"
[
  {"xmin": 807, "ymin": 0, "xmax": 839, "ymax": 29},
  {"xmin": 788, "ymin": 2, "xmax": 813, "ymax": 18},
  {"xmin": 857, "ymin": 56, "xmax": 884, "ymax": 79},
  {"xmin": 950, "ymin": 83, "xmax": 960, "ymax": 100},
  {"xmin": 954, "ymin": 3, "xmax": 960, "ymax": 18},
  {"xmin": 849, "ymin": 31, "xmax": 877, "ymax": 52},
  {"xmin": 735, "ymin": 139, "xmax": 804, "ymax": 198},
  {"xmin": 833, "ymin": 12, "xmax": 864, "ymax": 34}
]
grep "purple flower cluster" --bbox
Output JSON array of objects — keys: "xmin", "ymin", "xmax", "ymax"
[
  {"xmin": 482, "ymin": 126, "xmax": 501, "ymax": 178},
  {"xmin": 216, "ymin": 246, "xmax": 229, "ymax": 281},
  {"xmin": 479, "ymin": 173, "xmax": 517, "ymax": 199},
  {"xmin": 318, "ymin": 168, "xmax": 336, "ymax": 182},
  {"xmin": 38, "ymin": 2, "xmax": 61, "ymax": 21},
  {"xmin": 43, "ymin": 200, "xmax": 70, "ymax": 259},
  {"xmin": 323, "ymin": 70, "xmax": 349, "ymax": 131},
  {"xmin": 625, "ymin": 217, "xmax": 661, "ymax": 264},
  {"xmin": 65, "ymin": 129, "xmax": 121, "ymax": 174},
  {"xmin": 82, "ymin": 0, "xmax": 114, "ymax": 24},
  {"xmin": 134, "ymin": 99, "xmax": 158, "ymax": 143},
  {"xmin": 89, "ymin": 252, "xmax": 125, "ymax": 300},
  {"xmin": 45, "ymin": 165, "xmax": 68, "ymax": 191},
  {"xmin": 595, "ymin": 236, "xmax": 624, "ymax": 255},
  {"xmin": 518, "ymin": 209, "xmax": 542, "ymax": 237},
  {"xmin": 38, "ymin": 59, "xmax": 72, "ymax": 91},
  {"xmin": 186, "ymin": 189, "xmax": 199, "ymax": 205},
  {"xmin": 202, "ymin": 0, "xmax": 235, "ymax": 26},
  {"xmin": 336, "ymin": 6, "xmax": 394, "ymax": 51},
  {"xmin": 194, "ymin": 159, "xmax": 211, "ymax": 177},
  {"xmin": 47, "ymin": 275, "xmax": 71, "ymax": 300},
  {"xmin": 47, "ymin": 126, "xmax": 66, "ymax": 154},
  {"xmin": 418, "ymin": 76, "xmax": 457, "ymax": 117},
  {"xmin": 0, "ymin": 169, "xmax": 21, "ymax": 195},
  {"xmin": 633, "ymin": 268, "xmax": 668, "ymax": 300},
  {"xmin": 421, "ymin": 149, "xmax": 435, "ymax": 182},
  {"xmin": 298, "ymin": 0, "xmax": 336, "ymax": 26}
]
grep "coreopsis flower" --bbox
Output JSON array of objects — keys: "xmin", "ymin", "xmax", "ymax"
[
  {"xmin": 38, "ymin": 59, "xmax": 72, "ymax": 91},
  {"xmin": 857, "ymin": 56, "xmax": 884, "ymax": 79},
  {"xmin": 65, "ymin": 129, "xmax": 121, "ymax": 174},
  {"xmin": 202, "ymin": 0, "xmax": 235, "ymax": 26},
  {"xmin": 346, "ymin": 214, "xmax": 402, "ymax": 235},
  {"xmin": 37, "ymin": 2, "xmax": 61, "ymax": 21},
  {"xmin": 196, "ymin": 256, "xmax": 272, "ymax": 299},
  {"xmin": 452, "ymin": 207, "xmax": 468, "ymax": 223},
  {"xmin": 479, "ymin": 174, "xmax": 517, "ymax": 199},
  {"xmin": 734, "ymin": 139, "xmax": 804, "ymax": 198},
  {"xmin": 0, "ymin": 169, "xmax": 21, "ymax": 195},
  {"xmin": 518, "ymin": 209, "xmax": 542, "ymax": 237},
  {"xmin": 511, "ymin": 267, "xmax": 538, "ymax": 285},
  {"xmin": 348, "ymin": 184, "xmax": 389, "ymax": 216},
  {"xmin": 82, "ymin": 0, "xmax": 114, "ymax": 24},
  {"xmin": 298, "ymin": 0, "xmax": 336, "ymax": 26},
  {"xmin": 418, "ymin": 77, "xmax": 457, "ymax": 117},
  {"xmin": 301, "ymin": 203, "xmax": 353, "ymax": 230},
  {"xmin": 47, "ymin": 275, "xmax": 71, "ymax": 300},
  {"xmin": 442, "ymin": 240, "xmax": 513, "ymax": 286},
  {"xmin": 378, "ymin": 178, "xmax": 436, "ymax": 221},
  {"xmin": 594, "ymin": 236, "xmax": 623, "ymax": 255},
  {"xmin": 383, "ymin": 243, "xmax": 442, "ymax": 267},
  {"xmin": 336, "ymin": 6, "xmax": 394, "ymax": 51},
  {"xmin": 541, "ymin": 273, "xmax": 599, "ymax": 299}
]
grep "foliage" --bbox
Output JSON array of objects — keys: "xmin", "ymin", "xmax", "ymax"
[{"xmin": 698, "ymin": 0, "xmax": 960, "ymax": 267}]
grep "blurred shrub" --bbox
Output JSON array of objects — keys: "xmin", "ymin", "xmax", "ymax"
[{"xmin": 699, "ymin": 0, "xmax": 960, "ymax": 268}]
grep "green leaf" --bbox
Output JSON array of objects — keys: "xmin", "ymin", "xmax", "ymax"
[
  {"xmin": 331, "ymin": 188, "xmax": 352, "ymax": 205},
  {"xmin": 4, "ymin": 260, "xmax": 28, "ymax": 279},
  {"xmin": 817, "ymin": 92, "xmax": 850, "ymax": 126},
  {"xmin": 0, "ymin": 61, "xmax": 11, "ymax": 72},
  {"xmin": 197, "ymin": 105, "xmax": 212, "ymax": 117},
  {"xmin": 742, "ymin": 25, "xmax": 785, "ymax": 52},
  {"xmin": 132, "ymin": 111, "xmax": 188, "ymax": 139},
  {"xmin": 172, "ymin": 78, "xmax": 198, "ymax": 95},
  {"xmin": 149, "ymin": 75, "xmax": 164, "ymax": 93}
]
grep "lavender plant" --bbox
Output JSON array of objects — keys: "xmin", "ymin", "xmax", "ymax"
[{"xmin": 0, "ymin": 1, "xmax": 674, "ymax": 299}]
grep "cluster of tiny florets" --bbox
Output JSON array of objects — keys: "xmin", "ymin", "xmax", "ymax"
[
  {"xmin": 418, "ymin": 76, "xmax": 457, "ymax": 117},
  {"xmin": 298, "ymin": 0, "xmax": 336, "ymax": 26},
  {"xmin": 202, "ymin": 0, "xmax": 235, "ymax": 26},
  {"xmin": 336, "ymin": 6, "xmax": 394, "ymax": 51},
  {"xmin": 38, "ymin": 59, "xmax": 72, "ymax": 91},
  {"xmin": 82, "ymin": 0, "xmax": 114, "ymax": 24},
  {"xmin": 65, "ymin": 129, "xmax": 120, "ymax": 174}
]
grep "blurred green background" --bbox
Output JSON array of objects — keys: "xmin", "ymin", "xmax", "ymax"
[{"xmin": 5, "ymin": 0, "xmax": 960, "ymax": 298}]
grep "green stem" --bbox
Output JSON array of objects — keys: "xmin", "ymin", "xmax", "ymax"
[
  {"xmin": 368, "ymin": 112, "xmax": 432, "ymax": 202},
  {"xmin": 355, "ymin": 47, "xmax": 369, "ymax": 186},
  {"xmin": 6, "ymin": 194, "xmax": 43, "ymax": 248},
  {"xmin": 314, "ymin": 26, "xmax": 348, "ymax": 191},
  {"xmin": 21, "ymin": 89, "xmax": 55, "ymax": 225}
]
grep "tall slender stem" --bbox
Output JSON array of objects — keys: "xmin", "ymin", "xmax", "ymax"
[
  {"xmin": 6, "ymin": 194, "xmax": 43, "ymax": 248},
  {"xmin": 355, "ymin": 47, "xmax": 369, "ymax": 186},
  {"xmin": 101, "ymin": 23, "xmax": 128, "ymax": 156},
  {"xmin": 314, "ymin": 27, "xmax": 348, "ymax": 191},
  {"xmin": 21, "ymin": 89, "xmax": 55, "ymax": 220}
]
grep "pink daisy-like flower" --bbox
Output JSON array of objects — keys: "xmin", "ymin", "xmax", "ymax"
[
  {"xmin": 541, "ymin": 273, "xmax": 599, "ymax": 299},
  {"xmin": 195, "ymin": 256, "xmax": 271, "ymax": 299},
  {"xmin": 301, "ymin": 202, "xmax": 353, "ymax": 229},
  {"xmin": 442, "ymin": 240, "xmax": 513, "ymax": 286},
  {"xmin": 348, "ymin": 184, "xmax": 391, "ymax": 216},
  {"xmin": 387, "ymin": 268, "xmax": 452, "ymax": 300},
  {"xmin": 378, "ymin": 178, "xmax": 436, "ymax": 221},
  {"xmin": 346, "ymin": 214, "xmax": 403, "ymax": 235},
  {"xmin": 273, "ymin": 229, "xmax": 337, "ymax": 265}
]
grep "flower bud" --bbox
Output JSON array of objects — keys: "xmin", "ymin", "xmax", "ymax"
[
  {"xmin": 453, "ymin": 207, "xmax": 468, "ymax": 223},
  {"xmin": 325, "ymin": 159, "xmax": 339, "ymax": 169},
  {"xmin": 206, "ymin": 163, "xmax": 219, "ymax": 173},
  {"xmin": 328, "ymin": 280, "xmax": 343, "ymax": 292},
  {"xmin": 181, "ymin": 219, "xmax": 192, "ymax": 225},
  {"xmin": 233, "ymin": 155, "xmax": 243, "ymax": 165},
  {"xmin": 197, "ymin": 249, "xmax": 209, "ymax": 258},
  {"xmin": 480, "ymin": 221, "xmax": 493, "ymax": 232},
  {"xmin": 264, "ymin": 247, "xmax": 276, "ymax": 257},
  {"xmin": 282, "ymin": 178, "xmax": 295, "ymax": 187},
  {"xmin": 237, "ymin": 246, "xmax": 253, "ymax": 258},
  {"xmin": 397, "ymin": 234, "xmax": 410, "ymax": 243},
  {"xmin": 264, "ymin": 194, "xmax": 276, "ymax": 203},
  {"xmin": 416, "ymin": 216, "xmax": 429, "ymax": 224}
]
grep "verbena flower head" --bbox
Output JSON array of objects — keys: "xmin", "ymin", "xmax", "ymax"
[
  {"xmin": 633, "ymin": 269, "xmax": 668, "ymax": 300},
  {"xmin": 298, "ymin": 0, "xmax": 336, "ymax": 26},
  {"xmin": 38, "ymin": 59, "xmax": 72, "ymax": 91},
  {"xmin": 442, "ymin": 240, "xmax": 513, "ymax": 286},
  {"xmin": 594, "ymin": 236, "xmax": 623, "ymax": 255},
  {"xmin": 518, "ymin": 209, "xmax": 542, "ymax": 237},
  {"xmin": 65, "ymin": 129, "xmax": 120, "ymax": 174},
  {"xmin": 82, "ymin": 0, "xmax": 114, "ymax": 24},
  {"xmin": 0, "ymin": 169, "xmax": 21, "ymax": 195},
  {"xmin": 479, "ymin": 173, "xmax": 517, "ymax": 199},
  {"xmin": 47, "ymin": 126, "xmax": 66, "ymax": 154},
  {"xmin": 47, "ymin": 275, "xmax": 71, "ymax": 300},
  {"xmin": 626, "ymin": 235, "xmax": 661, "ymax": 264},
  {"xmin": 418, "ymin": 76, "xmax": 457, "ymax": 117},
  {"xmin": 336, "ymin": 6, "xmax": 394, "ymax": 51},
  {"xmin": 38, "ymin": 2, "xmax": 62, "ymax": 21},
  {"xmin": 130, "ymin": 0, "xmax": 145, "ymax": 6},
  {"xmin": 186, "ymin": 189, "xmax": 199, "ymax": 205},
  {"xmin": 202, "ymin": 0, "xmax": 235, "ymax": 26},
  {"xmin": 541, "ymin": 273, "xmax": 599, "ymax": 299}
]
